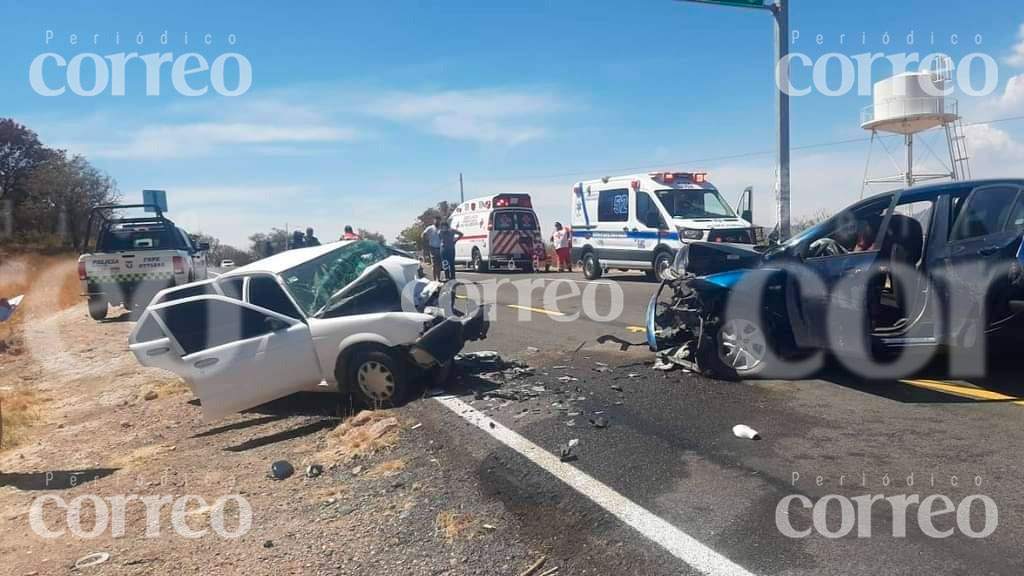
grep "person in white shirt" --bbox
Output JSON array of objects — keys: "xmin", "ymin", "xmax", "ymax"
[
  {"xmin": 421, "ymin": 216, "xmax": 443, "ymax": 281},
  {"xmin": 551, "ymin": 221, "xmax": 571, "ymax": 272}
]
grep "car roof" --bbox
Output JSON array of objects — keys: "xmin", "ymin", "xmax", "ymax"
[
  {"xmin": 221, "ymin": 240, "xmax": 354, "ymax": 277},
  {"xmin": 859, "ymin": 178, "xmax": 1024, "ymax": 207}
]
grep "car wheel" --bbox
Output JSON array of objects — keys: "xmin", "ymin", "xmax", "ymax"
[
  {"xmin": 472, "ymin": 249, "xmax": 488, "ymax": 273},
  {"xmin": 648, "ymin": 251, "xmax": 673, "ymax": 282},
  {"xmin": 87, "ymin": 297, "xmax": 107, "ymax": 321},
  {"xmin": 705, "ymin": 318, "xmax": 769, "ymax": 379},
  {"xmin": 349, "ymin": 349, "xmax": 409, "ymax": 407},
  {"xmin": 523, "ymin": 261, "xmax": 535, "ymax": 273},
  {"xmin": 582, "ymin": 252, "xmax": 602, "ymax": 280}
]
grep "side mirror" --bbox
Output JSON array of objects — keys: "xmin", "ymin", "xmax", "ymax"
[
  {"xmin": 264, "ymin": 317, "xmax": 288, "ymax": 332},
  {"xmin": 198, "ymin": 242, "xmax": 211, "ymax": 251}
]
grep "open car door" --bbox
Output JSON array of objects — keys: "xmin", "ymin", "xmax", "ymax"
[{"xmin": 139, "ymin": 295, "xmax": 322, "ymax": 420}]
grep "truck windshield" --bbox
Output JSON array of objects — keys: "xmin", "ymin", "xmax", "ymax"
[
  {"xmin": 655, "ymin": 189, "xmax": 736, "ymax": 219},
  {"xmin": 281, "ymin": 240, "xmax": 393, "ymax": 316},
  {"xmin": 98, "ymin": 225, "xmax": 177, "ymax": 251}
]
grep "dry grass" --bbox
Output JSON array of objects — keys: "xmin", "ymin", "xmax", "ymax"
[
  {"xmin": 0, "ymin": 253, "xmax": 79, "ymax": 355},
  {"xmin": 370, "ymin": 458, "xmax": 407, "ymax": 477},
  {"xmin": 0, "ymin": 387, "xmax": 42, "ymax": 450},
  {"xmin": 435, "ymin": 510, "xmax": 479, "ymax": 542},
  {"xmin": 318, "ymin": 410, "xmax": 401, "ymax": 463},
  {"xmin": 110, "ymin": 443, "xmax": 178, "ymax": 470}
]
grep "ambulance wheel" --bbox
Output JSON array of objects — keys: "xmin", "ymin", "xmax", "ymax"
[
  {"xmin": 648, "ymin": 250, "xmax": 673, "ymax": 281},
  {"xmin": 472, "ymin": 249, "xmax": 488, "ymax": 273},
  {"xmin": 582, "ymin": 252, "xmax": 602, "ymax": 280},
  {"xmin": 88, "ymin": 297, "xmax": 107, "ymax": 321}
]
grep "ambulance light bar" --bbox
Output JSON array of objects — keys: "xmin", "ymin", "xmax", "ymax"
[{"xmin": 649, "ymin": 172, "xmax": 709, "ymax": 184}]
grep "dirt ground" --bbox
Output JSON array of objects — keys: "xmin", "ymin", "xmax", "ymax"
[{"xmin": 0, "ymin": 302, "xmax": 550, "ymax": 576}]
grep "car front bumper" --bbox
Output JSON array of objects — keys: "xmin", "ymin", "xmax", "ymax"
[{"xmin": 410, "ymin": 305, "xmax": 490, "ymax": 368}]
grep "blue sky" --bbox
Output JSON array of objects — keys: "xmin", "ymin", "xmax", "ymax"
[{"xmin": 3, "ymin": 0, "xmax": 1024, "ymax": 246}]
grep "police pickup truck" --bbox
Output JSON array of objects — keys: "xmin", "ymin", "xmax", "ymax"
[{"xmin": 78, "ymin": 204, "xmax": 208, "ymax": 320}]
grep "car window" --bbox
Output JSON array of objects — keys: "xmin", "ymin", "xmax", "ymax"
[
  {"xmin": 800, "ymin": 197, "xmax": 890, "ymax": 259},
  {"xmin": 319, "ymin": 267, "xmax": 401, "ymax": 318},
  {"xmin": 134, "ymin": 314, "xmax": 166, "ymax": 342},
  {"xmin": 1005, "ymin": 194, "xmax": 1024, "ymax": 231},
  {"xmin": 950, "ymin": 186, "xmax": 1018, "ymax": 242},
  {"xmin": 156, "ymin": 299, "xmax": 279, "ymax": 355},
  {"xmin": 598, "ymin": 189, "xmax": 629, "ymax": 222},
  {"xmin": 217, "ymin": 277, "xmax": 244, "ymax": 300},
  {"xmin": 493, "ymin": 211, "xmax": 515, "ymax": 231},
  {"xmin": 516, "ymin": 212, "xmax": 538, "ymax": 230},
  {"xmin": 152, "ymin": 282, "xmax": 217, "ymax": 305},
  {"xmin": 636, "ymin": 192, "xmax": 663, "ymax": 228},
  {"xmin": 248, "ymin": 275, "xmax": 303, "ymax": 319}
]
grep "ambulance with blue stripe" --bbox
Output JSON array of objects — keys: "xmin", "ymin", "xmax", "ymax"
[{"xmin": 570, "ymin": 172, "xmax": 755, "ymax": 280}]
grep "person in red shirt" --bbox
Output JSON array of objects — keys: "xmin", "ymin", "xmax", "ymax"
[{"xmin": 341, "ymin": 225, "xmax": 360, "ymax": 241}]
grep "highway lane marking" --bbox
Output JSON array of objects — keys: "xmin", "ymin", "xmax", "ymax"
[
  {"xmin": 458, "ymin": 272, "xmax": 617, "ymax": 286},
  {"xmin": 433, "ymin": 395, "xmax": 758, "ymax": 576},
  {"xmin": 899, "ymin": 379, "xmax": 1024, "ymax": 405},
  {"xmin": 626, "ymin": 325, "xmax": 646, "ymax": 334},
  {"xmin": 506, "ymin": 304, "xmax": 566, "ymax": 317}
]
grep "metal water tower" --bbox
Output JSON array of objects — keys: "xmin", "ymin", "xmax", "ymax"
[{"xmin": 860, "ymin": 67, "xmax": 971, "ymax": 191}]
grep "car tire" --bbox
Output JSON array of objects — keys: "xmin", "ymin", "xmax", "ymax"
[
  {"xmin": 472, "ymin": 249, "xmax": 488, "ymax": 273},
  {"xmin": 348, "ymin": 348, "xmax": 410, "ymax": 408},
  {"xmin": 701, "ymin": 317, "xmax": 771, "ymax": 380},
  {"xmin": 582, "ymin": 251, "xmax": 602, "ymax": 280},
  {"xmin": 87, "ymin": 297, "xmax": 107, "ymax": 321},
  {"xmin": 647, "ymin": 250, "xmax": 673, "ymax": 282},
  {"xmin": 523, "ymin": 261, "xmax": 535, "ymax": 273}
]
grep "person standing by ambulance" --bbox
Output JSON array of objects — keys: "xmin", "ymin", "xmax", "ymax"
[
  {"xmin": 439, "ymin": 221, "xmax": 463, "ymax": 281},
  {"xmin": 551, "ymin": 222, "xmax": 571, "ymax": 272},
  {"xmin": 421, "ymin": 216, "xmax": 443, "ymax": 281}
]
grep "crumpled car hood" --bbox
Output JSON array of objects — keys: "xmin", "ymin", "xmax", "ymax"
[{"xmin": 675, "ymin": 241, "xmax": 764, "ymax": 278}]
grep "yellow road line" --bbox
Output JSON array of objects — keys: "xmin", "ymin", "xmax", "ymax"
[
  {"xmin": 899, "ymin": 379, "xmax": 1024, "ymax": 405},
  {"xmin": 626, "ymin": 326, "xmax": 646, "ymax": 334},
  {"xmin": 506, "ymin": 304, "xmax": 566, "ymax": 317}
]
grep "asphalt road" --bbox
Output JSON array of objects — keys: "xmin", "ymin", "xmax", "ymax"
[{"xmin": 415, "ymin": 267, "xmax": 1024, "ymax": 575}]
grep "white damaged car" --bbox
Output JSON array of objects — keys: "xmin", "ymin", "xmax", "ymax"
[{"xmin": 129, "ymin": 240, "xmax": 488, "ymax": 420}]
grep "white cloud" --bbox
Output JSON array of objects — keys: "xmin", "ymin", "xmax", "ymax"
[
  {"xmin": 1007, "ymin": 23, "xmax": 1024, "ymax": 68},
  {"xmin": 97, "ymin": 122, "xmax": 358, "ymax": 159},
  {"xmin": 364, "ymin": 88, "xmax": 563, "ymax": 145}
]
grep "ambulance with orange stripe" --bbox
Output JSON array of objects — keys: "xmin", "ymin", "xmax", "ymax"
[{"xmin": 450, "ymin": 193, "xmax": 544, "ymax": 272}]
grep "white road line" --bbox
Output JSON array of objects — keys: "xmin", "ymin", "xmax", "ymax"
[{"xmin": 433, "ymin": 395, "xmax": 758, "ymax": 576}]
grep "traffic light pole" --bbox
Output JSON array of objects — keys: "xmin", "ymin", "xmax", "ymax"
[
  {"xmin": 674, "ymin": 0, "xmax": 791, "ymax": 240},
  {"xmin": 772, "ymin": 0, "xmax": 790, "ymax": 240}
]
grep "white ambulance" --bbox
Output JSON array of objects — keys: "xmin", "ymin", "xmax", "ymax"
[
  {"xmin": 570, "ymin": 172, "xmax": 755, "ymax": 280},
  {"xmin": 450, "ymin": 193, "xmax": 544, "ymax": 272}
]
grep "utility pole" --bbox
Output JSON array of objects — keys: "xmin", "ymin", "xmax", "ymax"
[
  {"xmin": 772, "ymin": 0, "xmax": 790, "ymax": 240},
  {"xmin": 459, "ymin": 173, "xmax": 465, "ymax": 203},
  {"xmin": 673, "ymin": 0, "xmax": 791, "ymax": 240}
]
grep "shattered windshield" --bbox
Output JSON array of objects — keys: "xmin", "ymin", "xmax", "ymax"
[
  {"xmin": 656, "ymin": 189, "xmax": 736, "ymax": 219},
  {"xmin": 281, "ymin": 240, "xmax": 393, "ymax": 316}
]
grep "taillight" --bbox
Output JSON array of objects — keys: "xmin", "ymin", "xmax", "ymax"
[
  {"xmin": 172, "ymin": 256, "xmax": 185, "ymax": 274},
  {"xmin": 77, "ymin": 260, "xmax": 87, "ymax": 280}
]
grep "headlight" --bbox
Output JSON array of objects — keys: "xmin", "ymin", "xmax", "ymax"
[{"xmin": 680, "ymin": 228, "xmax": 703, "ymax": 240}]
